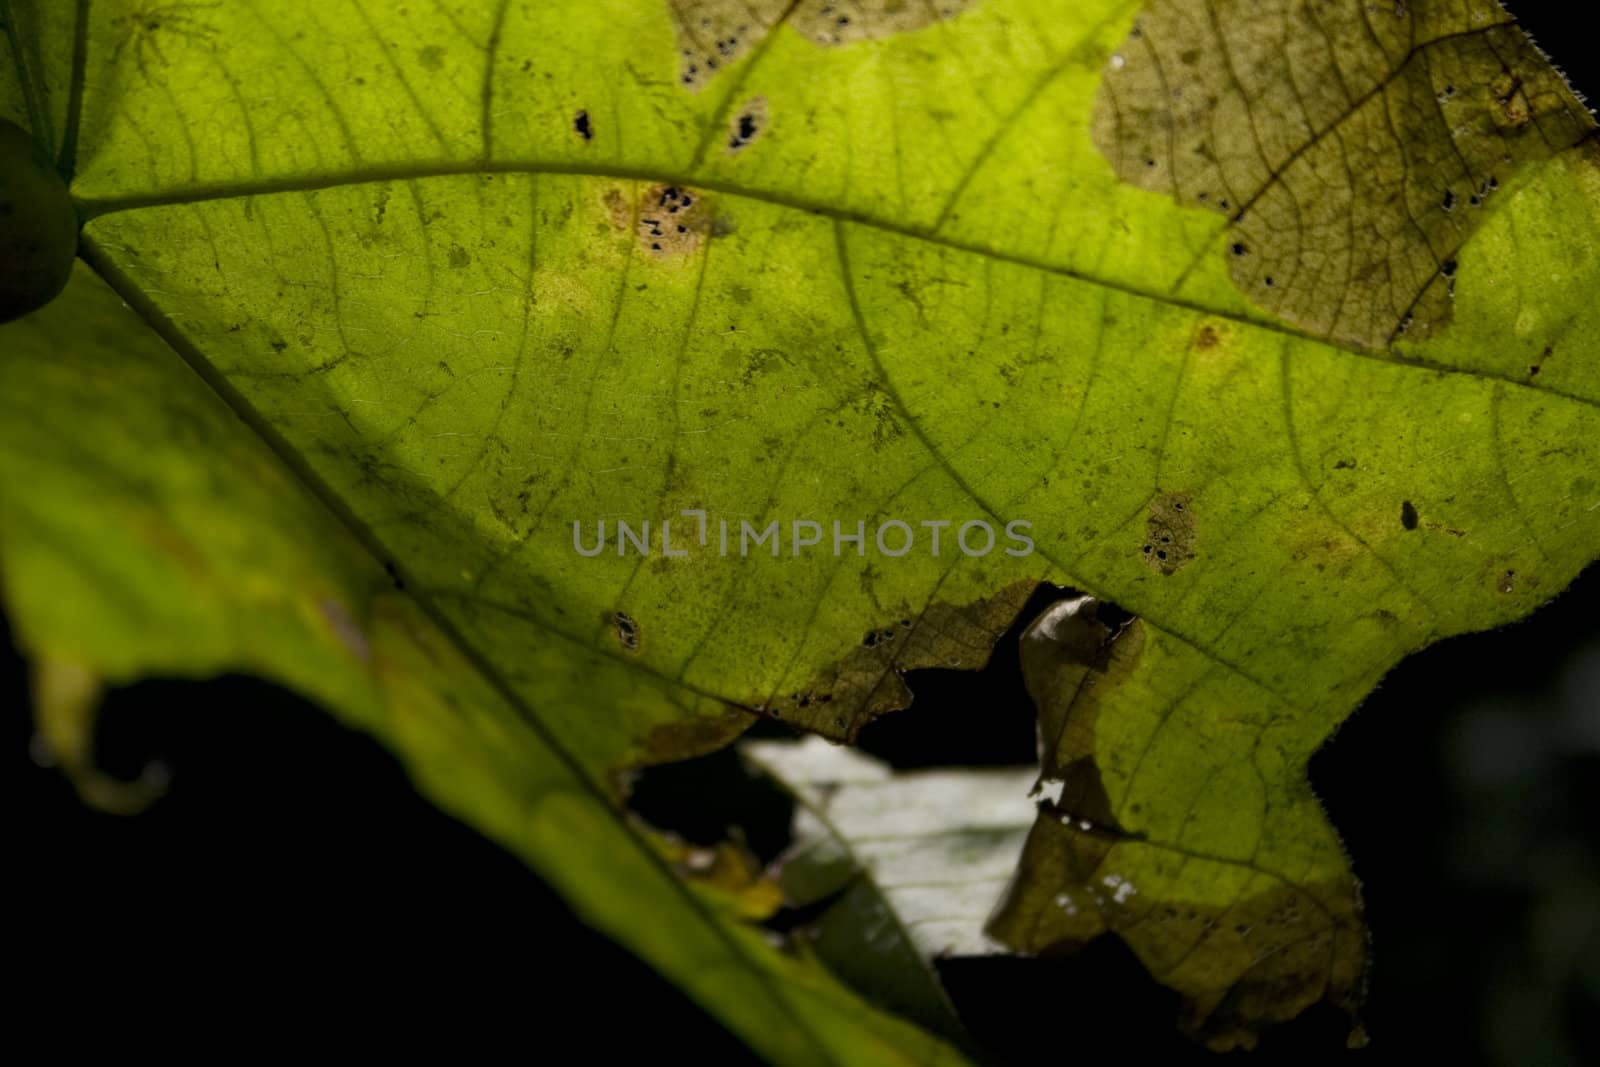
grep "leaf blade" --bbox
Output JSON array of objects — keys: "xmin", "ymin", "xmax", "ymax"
[{"xmin": 0, "ymin": 263, "xmax": 972, "ymax": 1066}]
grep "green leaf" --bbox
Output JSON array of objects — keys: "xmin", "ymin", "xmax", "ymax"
[
  {"xmin": 1, "ymin": 262, "xmax": 969, "ymax": 1065},
  {"xmin": 4, "ymin": 0, "xmax": 1600, "ymax": 1049}
]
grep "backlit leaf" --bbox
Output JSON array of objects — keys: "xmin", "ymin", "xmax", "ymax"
[{"xmin": 4, "ymin": 0, "xmax": 1599, "ymax": 1049}]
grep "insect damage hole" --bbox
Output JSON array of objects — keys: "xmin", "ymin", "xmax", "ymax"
[
  {"xmin": 573, "ymin": 109, "xmax": 593, "ymax": 141},
  {"xmin": 727, "ymin": 95, "xmax": 766, "ymax": 152},
  {"xmin": 1142, "ymin": 491, "xmax": 1195, "ymax": 575},
  {"xmin": 632, "ymin": 184, "xmax": 713, "ymax": 257},
  {"xmin": 611, "ymin": 611, "xmax": 641, "ymax": 652}
]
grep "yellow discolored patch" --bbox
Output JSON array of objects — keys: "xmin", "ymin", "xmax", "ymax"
[
  {"xmin": 666, "ymin": 0, "xmax": 977, "ymax": 89},
  {"xmin": 665, "ymin": 0, "xmax": 788, "ymax": 90},
  {"xmin": 1092, "ymin": 0, "xmax": 1595, "ymax": 349},
  {"xmin": 791, "ymin": 0, "xmax": 975, "ymax": 47},
  {"xmin": 603, "ymin": 183, "xmax": 716, "ymax": 258},
  {"xmin": 1142, "ymin": 490, "xmax": 1195, "ymax": 574}
]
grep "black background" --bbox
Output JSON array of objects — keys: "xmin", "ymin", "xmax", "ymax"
[{"xmin": 8, "ymin": 4, "xmax": 1598, "ymax": 1061}]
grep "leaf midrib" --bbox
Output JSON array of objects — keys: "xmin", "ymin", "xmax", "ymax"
[
  {"xmin": 71, "ymin": 158, "xmax": 1600, "ymax": 416},
  {"xmin": 73, "ymin": 236, "xmax": 869, "ymax": 1067}
]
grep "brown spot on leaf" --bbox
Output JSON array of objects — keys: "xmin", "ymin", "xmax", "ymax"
[
  {"xmin": 603, "ymin": 186, "xmax": 631, "ymax": 229},
  {"xmin": 1092, "ymin": 0, "xmax": 1594, "ymax": 348},
  {"xmin": 758, "ymin": 579, "xmax": 1036, "ymax": 741},
  {"xmin": 666, "ymin": 0, "xmax": 975, "ymax": 89},
  {"xmin": 631, "ymin": 705, "xmax": 756, "ymax": 768},
  {"xmin": 1529, "ymin": 344, "xmax": 1552, "ymax": 376},
  {"xmin": 666, "ymin": 0, "xmax": 787, "ymax": 90},
  {"xmin": 639, "ymin": 184, "xmax": 713, "ymax": 257},
  {"xmin": 792, "ymin": 0, "xmax": 974, "ymax": 47},
  {"xmin": 612, "ymin": 610, "xmax": 640, "ymax": 651},
  {"xmin": 1142, "ymin": 490, "xmax": 1195, "ymax": 575},
  {"xmin": 602, "ymin": 183, "xmax": 716, "ymax": 256}
]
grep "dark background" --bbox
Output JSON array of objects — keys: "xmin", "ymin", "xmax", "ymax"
[{"xmin": 8, "ymin": 4, "xmax": 1597, "ymax": 1061}]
